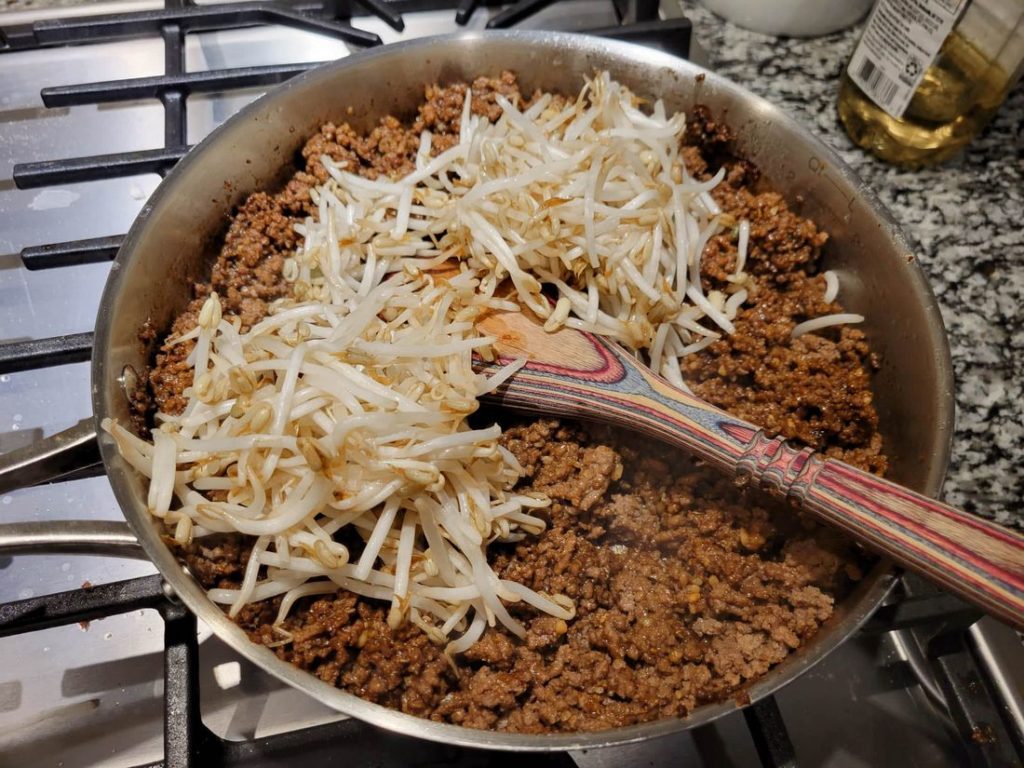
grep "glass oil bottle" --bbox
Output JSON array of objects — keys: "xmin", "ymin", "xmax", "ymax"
[{"xmin": 838, "ymin": 0, "xmax": 1024, "ymax": 167}]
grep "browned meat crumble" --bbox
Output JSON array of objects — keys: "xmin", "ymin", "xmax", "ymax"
[{"xmin": 154, "ymin": 72, "xmax": 882, "ymax": 733}]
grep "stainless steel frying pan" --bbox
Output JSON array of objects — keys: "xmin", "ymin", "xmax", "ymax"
[{"xmin": 0, "ymin": 31, "xmax": 954, "ymax": 751}]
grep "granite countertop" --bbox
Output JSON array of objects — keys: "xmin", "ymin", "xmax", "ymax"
[{"xmin": 681, "ymin": 2, "xmax": 1023, "ymax": 527}]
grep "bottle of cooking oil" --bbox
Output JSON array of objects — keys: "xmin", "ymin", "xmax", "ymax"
[{"xmin": 838, "ymin": 0, "xmax": 1024, "ymax": 167}]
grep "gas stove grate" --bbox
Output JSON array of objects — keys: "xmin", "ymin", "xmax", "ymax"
[
  {"xmin": 862, "ymin": 577, "xmax": 1024, "ymax": 767},
  {"xmin": 3, "ymin": 0, "xmax": 1022, "ymax": 763},
  {"xmin": 0, "ymin": 574, "xmax": 797, "ymax": 768},
  {"xmin": 0, "ymin": 1, "xmax": 387, "ymax": 53},
  {"xmin": 0, "ymin": 0, "xmax": 667, "ymax": 49}
]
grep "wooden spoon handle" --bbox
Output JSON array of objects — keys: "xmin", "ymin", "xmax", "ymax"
[{"xmin": 478, "ymin": 316, "xmax": 1024, "ymax": 629}]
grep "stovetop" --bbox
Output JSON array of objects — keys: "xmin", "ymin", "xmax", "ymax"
[{"xmin": 1, "ymin": 2, "xmax": 1022, "ymax": 766}]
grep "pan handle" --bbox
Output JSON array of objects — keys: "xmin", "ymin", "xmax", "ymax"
[
  {"xmin": 0, "ymin": 420, "xmax": 145, "ymax": 559},
  {"xmin": 0, "ymin": 418, "xmax": 102, "ymax": 494},
  {"xmin": 0, "ymin": 520, "xmax": 144, "ymax": 558}
]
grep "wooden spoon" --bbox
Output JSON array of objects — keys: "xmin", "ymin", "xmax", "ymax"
[{"xmin": 476, "ymin": 308, "xmax": 1024, "ymax": 630}]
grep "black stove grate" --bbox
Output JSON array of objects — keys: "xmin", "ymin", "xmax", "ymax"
[
  {"xmin": 3, "ymin": 1, "xmax": 1022, "ymax": 765},
  {"xmin": 864, "ymin": 576, "xmax": 1024, "ymax": 767},
  {"xmin": 11, "ymin": 3, "xmax": 1018, "ymax": 767},
  {"xmin": 0, "ymin": 574, "xmax": 796, "ymax": 768},
  {"xmin": 0, "ymin": 0, "xmax": 690, "ymax": 377},
  {"xmin": 0, "ymin": 1, "xmax": 386, "ymax": 53},
  {"xmin": 0, "ymin": 576, "xmax": 581, "ymax": 768}
]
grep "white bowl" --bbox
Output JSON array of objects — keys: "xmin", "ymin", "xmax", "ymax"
[{"xmin": 699, "ymin": 0, "xmax": 874, "ymax": 37}]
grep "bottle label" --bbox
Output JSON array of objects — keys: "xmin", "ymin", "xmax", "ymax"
[{"xmin": 847, "ymin": 0, "xmax": 966, "ymax": 119}]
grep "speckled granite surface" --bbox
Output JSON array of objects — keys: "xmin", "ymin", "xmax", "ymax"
[{"xmin": 682, "ymin": 1, "xmax": 1023, "ymax": 527}]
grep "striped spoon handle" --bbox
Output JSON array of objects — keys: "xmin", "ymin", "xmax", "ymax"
[{"xmin": 476, "ymin": 310, "xmax": 1024, "ymax": 630}]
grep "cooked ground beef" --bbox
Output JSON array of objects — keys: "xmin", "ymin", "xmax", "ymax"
[
  {"xmin": 156, "ymin": 73, "xmax": 882, "ymax": 733},
  {"xmin": 189, "ymin": 420, "xmax": 864, "ymax": 732}
]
